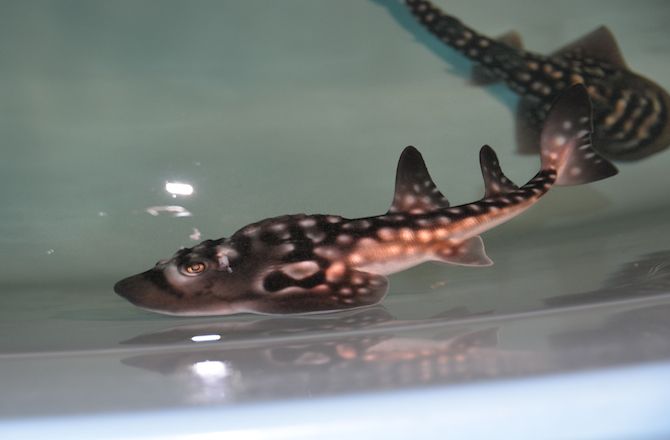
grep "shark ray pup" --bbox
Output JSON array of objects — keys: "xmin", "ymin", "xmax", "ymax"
[
  {"xmin": 115, "ymin": 85, "xmax": 616, "ymax": 316},
  {"xmin": 398, "ymin": 0, "xmax": 670, "ymax": 161}
]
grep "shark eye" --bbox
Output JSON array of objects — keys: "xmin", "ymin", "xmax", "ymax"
[{"xmin": 182, "ymin": 262, "xmax": 207, "ymax": 276}]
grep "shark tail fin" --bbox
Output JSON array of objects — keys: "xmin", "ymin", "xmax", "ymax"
[{"xmin": 540, "ymin": 84, "xmax": 618, "ymax": 186}]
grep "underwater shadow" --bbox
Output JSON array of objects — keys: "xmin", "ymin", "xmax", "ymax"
[{"xmin": 544, "ymin": 250, "xmax": 670, "ymax": 307}]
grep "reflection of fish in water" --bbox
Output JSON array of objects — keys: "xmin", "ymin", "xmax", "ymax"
[
  {"xmin": 121, "ymin": 326, "xmax": 526, "ymax": 399},
  {"xmin": 114, "ymin": 85, "xmax": 616, "ymax": 316},
  {"xmin": 545, "ymin": 251, "xmax": 670, "ymax": 306},
  {"xmin": 120, "ymin": 307, "xmax": 397, "ymax": 346},
  {"xmin": 399, "ymin": 0, "xmax": 670, "ymax": 161}
]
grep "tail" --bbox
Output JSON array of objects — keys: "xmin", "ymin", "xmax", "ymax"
[
  {"xmin": 540, "ymin": 84, "xmax": 618, "ymax": 185},
  {"xmin": 402, "ymin": 0, "xmax": 527, "ymax": 73}
]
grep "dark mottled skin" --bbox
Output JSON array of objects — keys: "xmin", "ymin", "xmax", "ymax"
[
  {"xmin": 401, "ymin": 0, "xmax": 670, "ymax": 161},
  {"xmin": 114, "ymin": 86, "xmax": 616, "ymax": 316}
]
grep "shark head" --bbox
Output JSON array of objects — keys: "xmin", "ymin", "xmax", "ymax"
[{"xmin": 114, "ymin": 239, "xmax": 251, "ymax": 316}]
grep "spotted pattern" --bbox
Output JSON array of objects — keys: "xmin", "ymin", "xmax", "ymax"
[
  {"xmin": 118, "ymin": 101, "xmax": 616, "ymax": 316},
  {"xmin": 403, "ymin": 0, "xmax": 670, "ymax": 160}
]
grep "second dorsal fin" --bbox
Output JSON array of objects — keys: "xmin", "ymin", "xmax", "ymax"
[
  {"xmin": 479, "ymin": 145, "xmax": 519, "ymax": 197},
  {"xmin": 388, "ymin": 146, "xmax": 450, "ymax": 215}
]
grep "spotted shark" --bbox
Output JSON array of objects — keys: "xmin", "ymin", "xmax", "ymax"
[
  {"xmin": 397, "ymin": 0, "xmax": 670, "ymax": 161},
  {"xmin": 114, "ymin": 85, "xmax": 617, "ymax": 316}
]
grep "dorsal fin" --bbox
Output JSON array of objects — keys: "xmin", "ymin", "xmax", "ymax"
[
  {"xmin": 388, "ymin": 146, "xmax": 450, "ymax": 214},
  {"xmin": 479, "ymin": 145, "xmax": 519, "ymax": 197},
  {"xmin": 551, "ymin": 26, "xmax": 628, "ymax": 68}
]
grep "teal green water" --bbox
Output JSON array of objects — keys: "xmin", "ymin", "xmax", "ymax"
[{"xmin": 1, "ymin": 0, "xmax": 669, "ymax": 352}]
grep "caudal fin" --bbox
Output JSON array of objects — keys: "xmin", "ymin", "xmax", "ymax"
[{"xmin": 540, "ymin": 84, "xmax": 618, "ymax": 185}]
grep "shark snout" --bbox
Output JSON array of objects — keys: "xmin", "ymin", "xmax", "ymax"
[{"xmin": 113, "ymin": 270, "xmax": 170, "ymax": 306}]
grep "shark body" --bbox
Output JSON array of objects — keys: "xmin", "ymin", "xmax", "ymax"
[
  {"xmin": 400, "ymin": 0, "xmax": 670, "ymax": 161},
  {"xmin": 114, "ymin": 86, "xmax": 616, "ymax": 316}
]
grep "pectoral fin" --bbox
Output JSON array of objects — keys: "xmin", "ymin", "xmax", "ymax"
[
  {"xmin": 551, "ymin": 26, "xmax": 628, "ymax": 68},
  {"xmin": 433, "ymin": 236, "xmax": 494, "ymax": 267}
]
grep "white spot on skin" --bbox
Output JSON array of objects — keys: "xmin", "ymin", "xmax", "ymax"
[
  {"xmin": 377, "ymin": 228, "xmax": 395, "ymax": 241},
  {"xmin": 282, "ymin": 261, "xmax": 320, "ymax": 280},
  {"xmin": 570, "ymin": 167, "xmax": 582, "ymax": 177},
  {"xmin": 326, "ymin": 262, "xmax": 347, "ymax": 282},
  {"xmin": 315, "ymin": 246, "xmax": 341, "ymax": 259},
  {"xmin": 336, "ymin": 234, "xmax": 353, "ymax": 245},
  {"xmin": 562, "ymin": 120, "xmax": 572, "ymax": 130},
  {"xmin": 399, "ymin": 228, "xmax": 415, "ymax": 241},
  {"xmin": 243, "ymin": 225, "xmax": 260, "ymax": 237},
  {"xmin": 299, "ymin": 218, "xmax": 317, "ymax": 228},
  {"xmin": 517, "ymin": 72, "xmax": 531, "ymax": 82},
  {"xmin": 278, "ymin": 243, "xmax": 295, "ymax": 254},
  {"xmin": 415, "ymin": 218, "xmax": 433, "ymax": 227},
  {"xmin": 306, "ymin": 230, "xmax": 326, "ymax": 243},
  {"xmin": 351, "ymin": 274, "xmax": 365, "ymax": 286},
  {"xmin": 326, "ymin": 216, "xmax": 342, "ymax": 224},
  {"xmin": 358, "ymin": 237, "xmax": 377, "ymax": 248},
  {"xmin": 417, "ymin": 230, "xmax": 432, "ymax": 243},
  {"xmin": 554, "ymin": 136, "xmax": 566, "ymax": 146},
  {"xmin": 270, "ymin": 223, "xmax": 287, "ymax": 232},
  {"xmin": 343, "ymin": 220, "xmax": 371, "ymax": 230}
]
